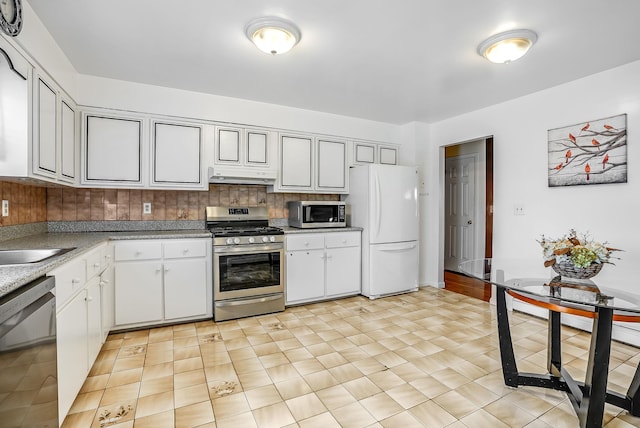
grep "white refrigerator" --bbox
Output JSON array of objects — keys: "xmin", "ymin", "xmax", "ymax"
[{"xmin": 344, "ymin": 164, "xmax": 419, "ymax": 298}]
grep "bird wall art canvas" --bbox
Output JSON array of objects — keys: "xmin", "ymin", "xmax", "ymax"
[{"xmin": 548, "ymin": 114, "xmax": 627, "ymax": 187}]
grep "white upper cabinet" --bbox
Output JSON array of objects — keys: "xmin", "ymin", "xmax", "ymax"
[
  {"xmin": 275, "ymin": 133, "xmax": 349, "ymax": 194},
  {"xmin": 351, "ymin": 141, "xmax": 399, "ymax": 166},
  {"xmin": 151, "ymin": 120, "xmax": 206, "ymax": 189},
  {"xmin": 60, "ymin": 98, "xmax": 77, "ymax": 181},
  {"xmin": 82, "ymin": 112, "xmax": 144, "ymax": 187},
  {"xmin": 81, "ymin": 110, "xmax": 209, "ymax": 190},
  {"xmin": 379, "ymin": 145, "xmax": 398, "ymax": 165},
  {"xmin": 33, "ymin": 76, "xmax": 57, "ymax": 176},
  {"xmin": 210, "ymin": 126, "xmax": 277, "ymax": 182},
  {"xmin": 31, "ymin": 69, "xmax": 79, "ymax": 184},
  {"xmin": 353, "ymin": 142, "xmax": 377, "ymax": 165},
  {"xmin": 316, "ymin": 138, "xmax": 347, "ymax": 191},
  {"xmin": 279, "ymin": 134, "xmax": 313, "ymax": 190}
]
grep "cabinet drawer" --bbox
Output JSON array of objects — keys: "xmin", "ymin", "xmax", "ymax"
[
  {"xmin": 164, "ymin": 240, "xmax": 208, "ymax": 259},
  {"xmin": 52, "ymin": 259, "xmax": 86, "ymax": 307},
  {"xmin": 325, "ymin": 232, "xmax": 361, "ymax": 248},
  {"xmin": 286, "ymin": 234, "xmax": 325, "ymax": 251},
  {"xmin": 86, "ymin": 247, "xmax": 104, "ymax": 280},
  {"xmin": 115, "ymin": 241, "xmax": 162, "ymax": 261}
]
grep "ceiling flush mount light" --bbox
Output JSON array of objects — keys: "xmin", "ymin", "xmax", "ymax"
[
  {"xmin": 477, "ymin": 29, "xmax": 538, "ymax": 64},
  {"xmin": 245, "ymin": 16, "xmax": 301, "ymax": 55}
]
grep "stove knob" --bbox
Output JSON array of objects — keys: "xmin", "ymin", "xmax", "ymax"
[
  {"xmin": 269, "ymin": 236, "xmax": 276, "ymax": 242},
  {"xmin": 248, "ymin": 237, "xmax": 255, "ymax": 243},
  {"xmin": 233, "ymin": 237, "xmax": 241, "ymax": 244},
  {"xmin": 225, "ymin": 238, "xmax": 234, "ymax": 245},
  {"xmin": 262, "ymin": 236, "xmax": 269, "ymax": 243}
]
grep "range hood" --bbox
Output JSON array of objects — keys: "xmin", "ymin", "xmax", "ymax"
[{"xmin": 208, "ymin": 167, "xmax": 277, "ymax": 185}]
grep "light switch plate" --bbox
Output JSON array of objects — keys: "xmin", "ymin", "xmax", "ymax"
[
  {"xmin": 2, "ymin": 200, "xmax": 8, "ymax": 217},
  {"xmin": 143, "ymin": 202, "xmax": 152, "ymax": 214}
]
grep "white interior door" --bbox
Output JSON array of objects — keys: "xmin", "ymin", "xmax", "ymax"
[{"xmin": 444, "ymin": 154, "xmax": 476, "ymax": 271}]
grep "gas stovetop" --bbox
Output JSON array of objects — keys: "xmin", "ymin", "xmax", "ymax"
[
  {"xmin": 209, "ymin": 226, "xmax": 284, "ymax": 237},
  {"xmin": 205, "ymin": 206, "xmax": 283, "ymax": 245}
]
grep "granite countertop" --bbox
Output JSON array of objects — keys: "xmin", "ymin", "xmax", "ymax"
[
  {"xmin": 281, "ymin": 226, "xmax": 363, "ymax": 234},
  {"xmin": 0, "ymin": 230, "xmax": 212, "ymax": 298}
]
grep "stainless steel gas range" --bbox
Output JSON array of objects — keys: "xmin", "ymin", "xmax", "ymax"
[{"xmin": 206, "ymin": 206, "xmax": 284, "ymax": 321}]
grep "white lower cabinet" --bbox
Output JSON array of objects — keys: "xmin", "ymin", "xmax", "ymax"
[
  {"xmin": 56, "ymin": 289, "xmax": 89, "ymax": 424},
  {"xmin": 115, "ymin": 260, "xmax": 163, "ymax": 325},
  {"xmin": 51, "ymin": 242, "xmax": 113, "ymax": 425},
  {"xmin": 114, "ymin": 238, "xmax": 212, "ymax": 329},
  {"xmin": 285, "ymin": 231, "xmax": 361, "ymax": 305}
]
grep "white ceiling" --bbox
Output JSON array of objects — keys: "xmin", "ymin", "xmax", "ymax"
[{"xmin": 27, "ymin": 0, "xmax": 640, "ymax": 125}]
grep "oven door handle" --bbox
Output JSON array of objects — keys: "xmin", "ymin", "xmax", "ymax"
[
  {"xmin": 214, "ymin": 244, "xmax": 283, "ymax": 254},
  {"xmin": 215, "ymin": 294, "xmax": 283, "ymax": 307}
]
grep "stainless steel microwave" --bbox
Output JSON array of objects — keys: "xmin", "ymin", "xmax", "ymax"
[{"xmin": 287, "ymin": 201, "xmax": 346, "ymax": 228}]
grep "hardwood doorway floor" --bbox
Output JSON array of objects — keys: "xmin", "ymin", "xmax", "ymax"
[{"xmin": 444, "ymin": 270, "xmax": 491, "ymax": 302}]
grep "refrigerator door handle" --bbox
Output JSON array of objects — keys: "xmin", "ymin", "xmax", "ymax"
[
  {"xmin": 373, "ymin": 172, "xmax": 381, "ymax": 238},
  {"xmin": 378, "ymin": 243, "xmax": 417, "ymax": 252}
]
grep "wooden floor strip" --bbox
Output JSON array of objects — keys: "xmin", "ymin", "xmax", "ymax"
[{"xmin": 444, "ymin": 270, "xmax": 491, "ymax": 302}]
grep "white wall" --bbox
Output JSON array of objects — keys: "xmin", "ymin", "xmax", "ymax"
[
  {"xmin": 75, "ymin": 75, "xmax": 402, "ymax": 144},
  {"xmin": 423, "ymin": 60, "xmax": 640, "ymax": 294}
]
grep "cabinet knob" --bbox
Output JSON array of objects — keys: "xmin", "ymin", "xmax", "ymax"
[
  {"xmin": 342, "ymin": 240, "xmax": 347, "ymax": 244},
  {"xmin": 71, "ymin": 278, "xmax": 81, "ymax": 284},
  {"xmin": 105, "ymin": 255, "xmax": 112, "ymax": 260},
  {"xmin": 94, "ymin": 262, "xmax": 101, "ymax": 268},
  {"xmin": 183, "ymin": 249, "xmax": 189, "ymax": 254},
  {"xmin": 86, "ymin": 296, "xmax": 93, "ymax": 302},
  {"xmin": 304, "ymin": 242, "xmax": 309, "ymax": 246}
]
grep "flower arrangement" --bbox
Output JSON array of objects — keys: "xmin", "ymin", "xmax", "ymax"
[{"xmin": 538, "ymin": 229, "xmax": 619, "ymax": 269}]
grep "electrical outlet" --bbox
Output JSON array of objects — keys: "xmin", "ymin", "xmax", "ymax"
[
  {"xmin": 1, "ymin": 200, "xmax": 8, "ymax": 217},
  {"xmin": 143, "ymin": 202, "xmax": 152, "ymax": 214},
  {"xmin": 513, "ymin": 204, "xmax": 525, "ymax": 216}
]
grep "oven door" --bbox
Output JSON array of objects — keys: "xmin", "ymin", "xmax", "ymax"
[{"xmin": 213, "ymin": 243, "xmax": 284, "ymax": 301}]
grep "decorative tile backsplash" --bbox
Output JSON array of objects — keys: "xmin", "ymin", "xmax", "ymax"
[
  {"xmin": 0, "ymin": 181, "xmax": 47, "ymax": 226},
  {"xmin": 0, "ymin": 181, "xmax": 338, "ymax": 227}
]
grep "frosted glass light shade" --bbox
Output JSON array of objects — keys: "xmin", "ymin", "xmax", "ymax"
[
  {"xmin": 245, "ymin": 17, "xmax": 301, "ymax": 55},
  {"xmin": 477, "ymin": 29, "xmax": 537, "ymax": 64}
]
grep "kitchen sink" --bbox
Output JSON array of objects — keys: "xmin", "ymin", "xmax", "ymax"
[{"xmin": 0, "ymin": 248, "xmax": 75, "ymax": 266}]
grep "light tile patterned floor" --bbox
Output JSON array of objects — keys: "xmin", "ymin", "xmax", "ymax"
[{"xmin": 62, "ymin": 287, "xmax": 640, "ymax": 427}]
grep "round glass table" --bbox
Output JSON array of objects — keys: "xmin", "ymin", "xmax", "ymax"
[{"xmin": 459, "ymin": 259, "xmax": 640, "ymax": 428}]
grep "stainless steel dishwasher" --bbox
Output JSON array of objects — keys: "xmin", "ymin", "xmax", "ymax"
[{"xmin": 0, "ymin": 276, "xmax": 58, "ymax": 427}]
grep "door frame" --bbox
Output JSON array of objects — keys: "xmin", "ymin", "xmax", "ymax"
[{"xmin": 440, "ymin": 136, "xmax": 494, "ymax": 275}]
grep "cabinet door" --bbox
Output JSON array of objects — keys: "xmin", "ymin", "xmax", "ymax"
[
  {"xmin": 152, "ymin": 121, "xmax": 203, "ymax": 185},
  {"xmin": 216, "ymin": 128, "xmax": 241, "ymax": 164},
  {"xmin": 379, "ymin": 146, "xmax": 398, "ymax": 165},
  {"xmin": 164, "ymin": 259, "xmax": 208, "ymax": 319},
  {"xmin": 317, "ymin": 139, "xmax": 347, "ymax": 191},
  {"xmin": 285, "ymin": 249, "xmax": 325, "ymax": 304},
  {"xmin": 246, "ymin": 130, "xmax": 268, "ymax": 165},
  {"xmin": 57, "ymin": 292, "xmax": 88, "ymax": 420},
  {"xmin": 60, "ymin": 99, "xmax": 77, "ymax": 181},
  {"xmin": 84, "ymin": 114, "xmax": 142, "ymax": 183},
  {"xmin": 86, "ymin": 277, "xmax": 103, "ymax": 368},
  {"xmin": 34, "ymin": 77, "xmax": 57, "ymax": 176},
  {"xmin": 326, "ymin": 246, "xmax": 361, "ymax": 297},
  {"xmin": 354, "ymin": 142, "xmax": 376, "ymax": 164},
  {"xmin": 280, "ymin": 135, "xmax": 313, "ymax": 188},
  {"xmin": 100, "ymin": 264, "xmax": 115, "ymax": 342},
  {"xmin": 115, "ymin": 261, "xmax": 163, "ymax": 325}
]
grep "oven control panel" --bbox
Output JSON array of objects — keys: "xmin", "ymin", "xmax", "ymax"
[{"xmin": 214, "ymin": 235, "xmax": 285, "ymax": 246}]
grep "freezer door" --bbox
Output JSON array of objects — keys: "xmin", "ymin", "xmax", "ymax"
[
  {"xmin": 365, "ymin": 241, "xmax": 419, "ymax": 298},
  {"xmin": 369, "ymin": 165, "xmax": 418, "ymax": 244}
]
